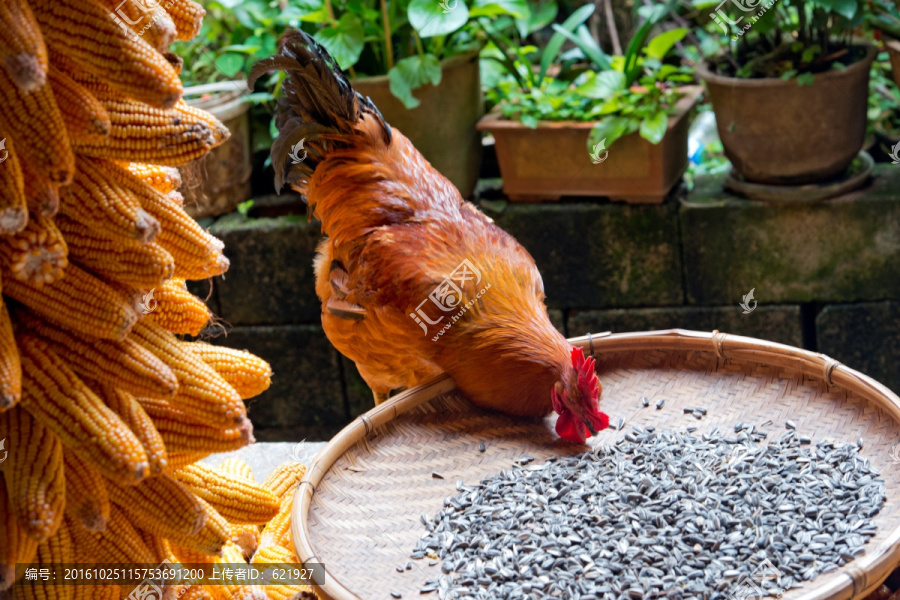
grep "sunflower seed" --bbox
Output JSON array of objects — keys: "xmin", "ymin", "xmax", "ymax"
[{"xmin": 656, "ymin": 399, "xmax": 665, "ymax": 409}]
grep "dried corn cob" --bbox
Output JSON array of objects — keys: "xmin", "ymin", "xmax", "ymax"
[
  {"xmin": 96, "ymin": 385, "xmax": 168, "ymax": 474},
  {"xmin": 17, "ymin": 335, "xmax": 149, "ymax": 484},
  {"xmin": 205, "ymin": 542, "xmax": 265, "ymax": 600},
  {"xmin": 61, "ymin": 449, "xmax": 109, "ymax": 532},
  {"xmin": 218, "ymin": 459, "xmax": 254, "ymax": 481},
  {"xmin": 0, "ymin": 136, "xmax": 27, "ymax": 236},
  {"xmin": 138, "ymin": 398, "xmax": 253, "ymax": 455},
  {"xmin": 55, "ymin": 215, "xmax": 175, "ymax": 289},
  {"xmin": 106, "ymin": 474, "xmax": 206, "ymax": 539},
  {"xmin": 150, "ymin": 280, "xmax": 211, "ymax": 336},
  {"xmin": 250, "ymin": 542, "xmax": 296, "ymax": 566},
  {"xmin": 0, "ymin": 0, "xmax": 48, "ymax": 91},
  {"xmin": 48, "ymin": 66, "xmax": 110, "ymax": 142},
  {"xmin": 230, "ymin": 522, "xmax": 260, "ymax": 562},
  {"xmin": 81, "ymin": 504, "xmax": 157, "ymax": 563},
  {"xmin": 65, "ymin": 516, "xmax": 101, "ymax": 562},
  {"xmin": 32, "ymin": 0, "xmax": 182, "ymax": 108},
  {"xmin": 163, "ymin": 497, "xmax": 230, "ymax": 557},
  {"xmin": 3, "ymin": 264, "xmax": 138, "ymax": 341},
  {"xmin": 15, "ymin": 517, "xmax": 75, "ymax": 600},
  {"xmin": 175, "ymin": 464, "xmax": 280, "ymax": 525},
  {"xmin": 0, "ymin": 64, "xmax": 73, "ymax": 185},
  {"xmin": 21, "ymin": 160, "xmax": 59, "ymax": 219},
  {"xmin": 165, "ymin": 0, "xmax": 206, "ymax": 40},
  {"xmin": 14, "ymin": 310, "xmax": 177, "ymax": 400},
  {"xmin": 140, "ymin": 191, "xmax": 229, "ymax": 279},
  {"xmin": 131, "ymin": 320, "xmax": 247, "ymax": 426},
  {"xmin": 125, "ymin": 163, "xmax": 183, "ymax": 194},
  {"xmin": 186, "ymin": 343, "xmax": 272, "ymax": 400},
  {"xmin": 166, "ymin": 452, "xmax": 214, "ymax": 471},
  {"xmin": 0, "ymin": 214, "xmax": 68, "ymax": 287},
  {"xmin": 0, "ymin": 474, "xmax": 39, "ymax": 591},
  {"xmin": 1, "ymin": 406, "xmax": 65, "ymax": 542},
  {"xmin": 137, "ymin": 528, "xmax": 171, "ymax": 564},
  {"xmin": 262, "ymin": 463, "xmax": 308, "ymax": 503},
  {"xmin": 73, "ymin": 95, "xmax": 230, "ymax": 166},
  {"xmin": 58, "ymin": 156, "xmax": 160, "ymax": 243},
  {"xmin": 95, "ymin": 0, "xmax": 177, "ymax": 53},
  {"xmin": 0, "ymin": 291, "xmax": 21, "ymax": 411}
]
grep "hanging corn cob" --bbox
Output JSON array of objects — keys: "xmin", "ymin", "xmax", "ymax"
[{"xmin": 0, "ymin": 4, "xmax": 282, "ymax": 598}]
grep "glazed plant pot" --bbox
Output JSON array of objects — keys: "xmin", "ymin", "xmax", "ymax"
[
  {"xmin": 180, "ymin": 81, "xmax": 253, "ymax": 218},
  {"xmin": 476, "ymin": 86, "xmax": 702, "ymax": 204},
  {"xmin": 696, "ymin": 43, "xmax": 877, "ymax": 185},
  {"xmin": 352, "ymin": 52, "xmax": 484, "ymax": 199}
]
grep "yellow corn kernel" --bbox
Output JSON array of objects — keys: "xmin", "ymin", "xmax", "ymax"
[
  {"xmin": 132, "ymin": 320, "xmax": 247, "ymax": 426},
  {"xmin": 175, "ymin": 464, "xmax": 280, "ymax": 525},
  {"xmin": 0, "ymin": 289, "xmax": 21, "ymax": 411},
  {"xmin": 165, "ymin": 0, "xmax": 206, "ymax": 41},
  {"xmin": 61, "ymin": 449, "xmax": 109, "ymax": 532},
  {"xmin": 262, "ymin": 463, "xmax": 308, "ymax": 503},
  {"xmin": 32, "ymin": 0, "xmax": 182, "ymax": 109},
  {"xmin": 0, "ymin": 66, "xmax": 73, "ymax": 185},
  {"xmin": 79, "ymin": 503, "xmax": 157, "ymax": 564},
  {"xmin": 217, "ymin": 458, "xmax": 253, "ymax": 481},
  {"xmin": 138, "ymin": 398, "xmax": 254, "ymax": 455},
  {"xmin": 59, "ymin": 156, "xmax": 161, "ymax": 243},
  {"xmin": 137, "ymin": 528, "xmax": 172, "ymax": 564},
  {"xmin": 14, "ymin": 310, "xmax": 177, "ymax": 400},
  {"xmin": 54, "ymin": 215, "xmax": 175, "ymax": 289},
  {"xmin": 96, "ymin": 385, "xmax": 168, "ymax": 474},
  {"xmin": 17, "ymin": 335, "xmax": 150, "ymax": 484},
  {"xmin": 0, "ymin": 214, "xmax": 68, "ymax": 287},
  {"xmin": 0, "ymin": 0, "xmax": 48, "ymax": 91},
  {"xmin": 106, "ymin": 474, "xmax": 206, "ymax": 539},
  {"xmin": 73, "ymin": 94, "xmax": 230, "ymax": 166},
  {"xmin": 203, "ymin": 542, "xmax": 261, "ymax": 600},
  {"xmin": 3, "ymin": 263, "xmax": 138, "ymax": 341},
  {"xmin": 21, "ymin": 159, "xmax": 59, "ymax": 219},
  {"xmin": 185, "ymin": 343, "xmax": 272, "ymax": 401},
  {"xmin": 124, "ymin": 162, "xmax": 182, "ymax": 194},
  {"xmin": 164, "ymin": 496, "xmax": 230, "ymax": 557},
  {"xmin": 0, "ymin": 136, "xmax": 27, "ymax": 235},
  {"xmin": 0, "ymin": 473, "xmax": 39, "ymax": 591},
  {"xmin": 48, "ymin": 66, "xmax": 110, "ymax": 142},
  {"xmin": 16, "ymin": 517, "xmax": 75, "ymax": 600},
  {"xmin": 150, "ymin": 279, "xmax": 211, "ymax": 336},
  {"xmin": 0, "ymin": 406, "xmax": 65, "ymax": 542}
]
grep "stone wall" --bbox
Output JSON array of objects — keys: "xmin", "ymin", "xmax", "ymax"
[{"xmin": 197, "ymin": 166, "xmax": 900, "ymax": 440}]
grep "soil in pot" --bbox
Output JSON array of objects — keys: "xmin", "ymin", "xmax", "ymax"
[
  {"xmin": 698, "ymin": 43, "xmax": 877, "ymax": 185},
  {"xmin": 352, "ymin": 53, "xmax": 483, "ymax": 199}
]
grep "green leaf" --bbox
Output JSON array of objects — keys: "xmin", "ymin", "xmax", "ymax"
[
  {"xmin": 801, "ymin": 44, "xmax": 821, "ymax": 63},
  {"xmin": 639, "ymin": 110, "xmax": 668, "ymax": 144},
  {"xmin": 644, "ymin": 28, "xmax": 688, "ymax": 60},
  {"xmin": 574, "ymin": 70, "xmax": 626, "ymax": 99},
  {"xmin": 812, "ymin": 0, "xmax": 859, "ymax": 19},
  {"xmin": 780, "ymin": 69, "xmax": 798, "ymax": 80},
  {"xmin": 797, "ymin": 72, "xmax": 816, "ymax": 86},
  {"xmin": 539, "ymin": 4, "xmax": 594, "ymax": 83},
  {"xmin": 516, "ymin": 0, "xmax": 557, "ymax": 37},
  {"xmin": 408, "ymin": 0, "xmax": 469, "ymax": 37},
  {"xmin": 470, "ymin": 0, "xmax": 528, "ymax": 17},
  {"xmin": 388, "ymin": 55, "xmax": 442, "ymax": 109},
  {"xmin": 214, "ymin": 53, "xmax": 244, "ymax": 77},
  {"xmin": 588, "ymin": 116, "xmax": 633, "ymax": 152},
  {"xmin": 549, "ymin": 23, "xmax": 612, "ymax": 71},
  {"xmin": 313, "ymin": 14, "xmax": 364, "ymax": 70}
]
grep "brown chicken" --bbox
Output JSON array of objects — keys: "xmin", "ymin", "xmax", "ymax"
[{"xmin": 249, "ymin": 31, "xmax": 608, "ymax": 443}]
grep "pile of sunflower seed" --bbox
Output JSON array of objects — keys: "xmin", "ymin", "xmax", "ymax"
[{"xmin": 411, "ymin": 426, "xmax": 885, "ymax": 600}]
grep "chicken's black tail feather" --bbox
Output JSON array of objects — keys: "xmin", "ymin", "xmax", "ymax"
[{"xmin": 248, "ymin": 29, "xmax": 391, "ymax": 192}]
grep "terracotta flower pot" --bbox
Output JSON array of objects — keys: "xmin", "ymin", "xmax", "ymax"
[
  {"xmin": 476, "ymin": 86, "xmax": 702, "ymax": 204},
  {"xmin": 696, "ymin": 43, "xmax": 876, "ymax": 185},
  {"xmin": 352, "ymin": 52, "xmax": 484, "ymax": 199}
]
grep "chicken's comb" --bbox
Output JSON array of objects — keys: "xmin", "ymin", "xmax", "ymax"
[{"xmin": 571, "ymin": 347, "xmax": 600, "ymax": 403}]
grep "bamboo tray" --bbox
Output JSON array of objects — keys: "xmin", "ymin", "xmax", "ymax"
[{"xmin": 291, "ymin": 330, "xmax": 900, "ymax": 600}]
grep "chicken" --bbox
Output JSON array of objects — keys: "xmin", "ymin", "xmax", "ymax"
[{"xmin": 249, "ymin": 31, "xmax": 608, "ymax": 443}]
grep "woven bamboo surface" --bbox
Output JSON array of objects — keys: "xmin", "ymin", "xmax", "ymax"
[{"xmin": 293, "ymin": 330, "xmax": 900, "ymax": 600}]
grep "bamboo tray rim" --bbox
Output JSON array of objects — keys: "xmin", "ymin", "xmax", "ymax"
[{"xmin": 292, "ymin": 329, "xmax": 900, "ymax": 600}]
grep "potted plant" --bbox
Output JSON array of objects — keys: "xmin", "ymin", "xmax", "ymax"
[
  {"xmin": 477, "ymin": 4, "xmax": 701, "ymax": 203},
  {"xmin": 867, "ymin": 49, "xmax": 900, "ymax": 159},
  {"xmin": 868, "ymin": 0, "xmax": 900, "ymax": 90},
  {"xmin": 287, "ymin": 0, "xmax": 530, "ymax": 198},
  {"xmin": 172, "ymin": 0, "xmax": 292, "ymax": 217},
  {"xmin": 695, "ymin": 0, "xmax": 876, "ymax": 185}
]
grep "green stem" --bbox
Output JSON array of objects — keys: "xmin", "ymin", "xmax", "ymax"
[
  {"xmin": 413, "ymin": 30, "xmax": 426, "ymax": 57},
  {"xmin": 381, "ymin": 0, "xmax": 394, "ymax": 70}
]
